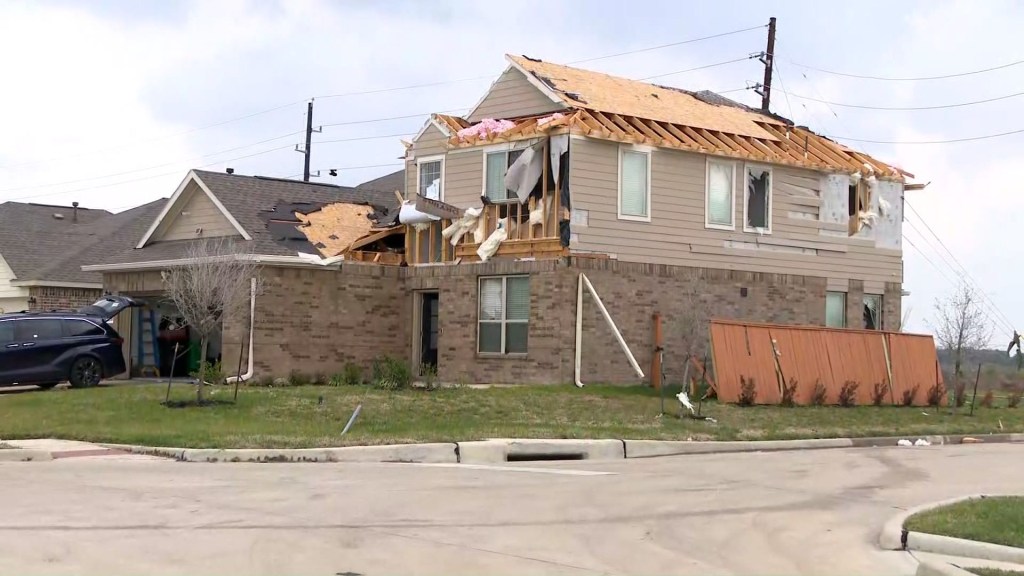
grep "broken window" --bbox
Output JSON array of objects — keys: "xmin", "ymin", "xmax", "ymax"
[
  {"xmin": 706, "ymin": 160, "xmax": 734, "ymax": 228},
  {"xmin": 825, "ymin": 291, "xmax": 847, "ymax": 328},
  {"xmin": 478, "ymin": 275, "xmax": 529, "ymax": 355},
  {"xmin": 619, "ymin": 148, "xmax": 650, "ymax": 220},
  {"xmin": 745, "ymin": 166, "xmax": 771, "ymax": 231},
  {"xmin": 863, "ymin": 294, "xmax": 882, "ymax": 330},
  {"xmin": 848, "ymin": 180, "xmax": 871, "ymax": 235},
  {"xmin": 484, "ymin": 149, "xmax": 524, "ymax": 202},
  {"xmin": 417, "ymin": 158, "xmax": 443, "ymax": 201}
]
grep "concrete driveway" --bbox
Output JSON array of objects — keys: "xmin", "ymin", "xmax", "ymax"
[{"xmin": 0, "ymin": 443, "xmax": 1021, "ymax": 575}]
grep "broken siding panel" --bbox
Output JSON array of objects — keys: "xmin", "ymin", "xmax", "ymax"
[
  {"xmin": 569, "ymin": 136, "xmax": 902, "ymax": 283},
  {"xmin": 411, "ymin": 124, "xmax": 449, "ymax": 157},
  {"xmin": 442, "ymin": 149, "xmax": 484, "ymax": 208},
  {"xmin": 874, "ymin": 180, "xmax": 903, "ymax": 250},
  {"xmin": 160, "ymin": 182, "xmax": 239, "ymax": 241},
  {"xmin": 467, "ymin": 67, "xmax": 564, "ymax": 123}
]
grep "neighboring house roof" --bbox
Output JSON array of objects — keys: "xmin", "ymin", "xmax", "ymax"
[
  {"xmin": 436, "ymin": 55, "xmax": 909, "ymax": 180},
  {"xmin": 0, "ymin": 202, "xmax": 111, "ymax": 285},
  {"xmin": 92, "ymin": 170, "xmax": 400, "ymax": 266},
  {"xmin": 356, "ymin": 169, "xmax": 405, "ymax": 195}
]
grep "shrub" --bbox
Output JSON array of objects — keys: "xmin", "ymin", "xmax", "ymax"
[
  {"xmin": 902, "ymin": 384, "xmax": 919, "ymax": 407},
  {"xmin": 871, "ymin": 382, "xmax": 888, "ymax": 406},
  {"xmin": 191, "ymin": 361, "xmax": 225, "ymax": 385},
  {"xmin": 953, "ymin": 381, "xmax": 967, "ymax": 408},
  {"xmin": 421, "ymin": 363, "xmax": 440, "ymax": 391},
  {"xmin": 780, "ymin": 378, "xmax": 798, "ymax": 407},
  {"xmin": 737, "ymin": 376, "xmax": 756, "ymax": 406},
  {"xmin": 343, "ymin": 362, "xmax": 363, "ymax": 386},
  {"xmin": 250, "ymin": 375, "xmax": 275, "ymax": 387},
  {"xmin": 838, "ymin": 381, "xmax": 860, "ymax": 408},
  {"xmin": 1009, "ymin": 387, "xmax": 1023, "ymax": 409},
  {"xmin": 372, "ymin": 355, "xmax": 411, "ymax": 390},
  {"xmin": 311, "ymin": 372, "xmax": 329, "ymax": 386},
  {"xmin": 980, "ymin": 390, "xmax": 995, "ymax": 408},
  {"xmin": 811, "ymin": 380, "xmax": 828, "ymax": 406},
  {"xmin": 926, "ymin": 382, "xmax": 946, "ymax": 407},
  {"xmin": 287, "ymin": 370, "xmax": 311, "ymax": 387}
]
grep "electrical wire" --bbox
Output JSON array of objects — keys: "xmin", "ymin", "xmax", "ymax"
[
  {"xmin": 828, "ymin": 127, "xmax": 1024, "ymax": 145},
  {"xmin": 787, "ymin": 57, "xmax": 1024, "ymax": 81},
  {"xmin": 639, "ymin": 56, "xmax": 755, "ymax": 80},
  {"xmin": 772, "ymin": 60, "xmax": 795, "ymax": 122},
  {"xmin": 313, "ymin": 133, "xmax": 415, "ymax": 146},
  {"xmin": 904, "ymin": 200, "xmax": 1016, "ymax": 330},
  {"xmin": 570, "ymin": 24, "xmax": 767, "ymax": 64},
  {"xmin": 776, "ymin": 89, "xmax": 1024, "ymax": 111},
  {"xmin": 319, "ymin": 109, "xmax": 468, "ymax": 128}
]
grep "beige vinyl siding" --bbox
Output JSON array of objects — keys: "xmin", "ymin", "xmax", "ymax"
[
  {"xmin": 0, "ymin": 254, "xmax": 29, "ymax": 312},
  {"xmin": 442, "ymin": 149, "xmax": 484, "ymax": 208},
  {"xmin": 411, "ymin": 124, "xmax": 449, "ymax": 157},
  {"xmin": 158, "ymin": 181, "xmax": 240, "ymax": 242},
  {"xmin": 569, "ymin": 137, "xmax": 902, "ymax": 285},
  {"xmin": 468, "ymin": 67, "xmax": 564, "ymax": 122}
]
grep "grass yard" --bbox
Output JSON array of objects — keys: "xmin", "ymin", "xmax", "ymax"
[
  {"xmin": 906, "ymin": 496, "xmax": 1024, "ymax": 549},
  {"xmin": 968, "ymin": 570, "xmax": 1024, "ymax": 576},
  {"xmin": 0, "ymin": 383, "xmax": 1021, "ymax": 449}
]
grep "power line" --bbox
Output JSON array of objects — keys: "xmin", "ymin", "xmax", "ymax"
[
  {"xmin": 0, "ymin": 130, "xmax": 305, "ymax": 194},
  {"xmin": 313, "ymin": 132, "xmax": 415, "ymax": 146},
  {"xmin": 772, "ymin": 60, "xmax": 795, "ymax": 121},
  {"xmin": 904, "ymin": 199, "xmax": 1016, "ymax": 330},
  {"xmin": 571, "ymin": 24, "xmax": 766, "ymax": 64},
  {"xmin": 639, "ymin": 55, "xmax": 756, "ymax": 80},
  {"xmin": 319, "ymin": 109, "xmax": 469, "ymax": 128},
  {"xmin": 787, "ymin": 57, "xmax": 1024, "ymax": 81},
  {"xmin": 777, "ymin": 88, "xmax": 1024, "ymax": 111},
  {"xmin": 830, "ymin": 127, "xmax": 1024, "ymax": 145}
]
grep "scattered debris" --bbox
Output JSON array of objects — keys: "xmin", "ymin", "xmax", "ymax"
[
  {"xmin": 441, "ymin": 207, "xmax": 482, "ymax": 246},
  {"xmin": 677, "ymin": 390, "xmax": 695, "ymax": 415},
  {"xmin": 897, "ymin": 439, "xmax": 912, "ymax": 447},
  {"xmin": 457, "ymin": 118, "xmax": 515, "ymax": 141},
  {"xmin": 398, "ymin": 200, "xmax": 440, "ymax": 225},
  {"xmin": 476, "ymin": 218, "xmax": 507, "ymax": 262},
  {"xmin": 536, "ymin": 112, "xmax": 565, "ymax": 127},
  {"xmin": 914, "ymin": 438, "xmax": 931, "ymax": 446},
  {"xmin": 962, "ymin": 437, "xmax": 983, "ymax": 444}
]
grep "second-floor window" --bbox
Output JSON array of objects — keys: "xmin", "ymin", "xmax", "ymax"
[
  {"xmin": 484, "ymin": 149, "xmax": 524, "ymax": 202},
  {"xmin": 744, "ymin": 165, "xmax": 772, "ymax": 232},
  {"xmin": 706, "ymin": 159, "xmax": 734, "ymax": 229},
  {"xmin": 417, "ymin": 156, "xmax": 443, "ymax": 201},
  {"xmin": 619, "ymin": 147, "xmax": 651, "ymax": 221}
]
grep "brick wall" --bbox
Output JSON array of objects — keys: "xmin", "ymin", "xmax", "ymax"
[{"xmin": 28, "ymin": 286, "xmax": 102, "ymax": 311}]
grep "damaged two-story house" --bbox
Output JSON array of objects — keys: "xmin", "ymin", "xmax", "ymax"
[{"xmin": 86, "ymin": 54, "xmax": 914, "ymax": 386}]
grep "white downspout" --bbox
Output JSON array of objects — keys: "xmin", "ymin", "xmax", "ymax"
[
  {"xmin": 226, "ymin": 277, "xmax": 257, "ymax": 384},
  {"xmin": 574, "ymin": 273, "xmax": 645, "ymax": 387}
]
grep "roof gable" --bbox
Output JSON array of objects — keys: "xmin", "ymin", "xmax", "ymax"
[
  {"xmin": 507, "ymin": 54, "xmax": 782, "ymax": 140},
  {"xmin": 137, "ymin": 171, "xmax": 252, "ymax": 248},
  {"xmin": 466, "ymin": 65, "xmax": 565, "ymax": 123}
]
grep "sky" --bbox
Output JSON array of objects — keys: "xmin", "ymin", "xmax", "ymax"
[{"xmin": 0, "ymin": 0, "xmax": 1019, "ymax": 343}]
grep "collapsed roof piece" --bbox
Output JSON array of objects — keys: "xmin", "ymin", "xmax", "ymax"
[{"xmin": 260, "ymin": 200, "xmax": 398, "ymax": 258}]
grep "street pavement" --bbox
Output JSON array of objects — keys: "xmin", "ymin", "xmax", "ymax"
[{"xmin": 0, "ymin": 443, "xmax": 1021, "ymax": 575}]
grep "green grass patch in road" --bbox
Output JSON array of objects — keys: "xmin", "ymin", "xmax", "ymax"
[
  {"xmin": 906, "ymin": 496, "xmax": 1024, "ymax": 549},
  {"xmin": 0, "ymin": 383, "xmax": 1021, "ymax": 449},
  {"xmin": 967, "ymin": 569, "xmax": 1024, "ymax": 576}
]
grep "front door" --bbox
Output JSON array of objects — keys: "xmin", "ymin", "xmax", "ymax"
[{"xmin": 420, "ymin": 292, "xmax": 439, "ymax": 371}]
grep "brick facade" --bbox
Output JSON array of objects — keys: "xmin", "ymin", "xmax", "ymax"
[
  {"xmin": 28, "ymin": 286, "xmax": 102, "ymax": 312},
  {"xmin": 103, "ymin": 258, "xmax": 903, "ymax": 385}
]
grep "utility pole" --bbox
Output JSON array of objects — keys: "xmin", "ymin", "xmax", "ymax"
[
  {"xmin": 303, "ymin": 101, "xmax": 314, "ymax": 181},
  {"xmin": 760, "ymin": 16, "xmax": 777, "ymax": 112}
]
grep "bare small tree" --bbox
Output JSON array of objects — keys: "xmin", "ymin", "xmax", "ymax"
[
  {"xmin": 930, "ymin": 282, "xmax": 992, "ymax": 381},
  {"xmin": 161, "ymin": 238, "xmax": 261, "ymax": 403}
]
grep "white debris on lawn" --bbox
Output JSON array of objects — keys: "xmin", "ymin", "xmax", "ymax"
[
  {"xmin": 897, "ymin": 439, "xmax": 913, "ymax": 447},
  {"xmin": 914, "ymin": 438, "xmax": 931, "ymax": 446},
  {"xmin": 677, "ymin": 390, "xmax": 696, "ymax": 415}
]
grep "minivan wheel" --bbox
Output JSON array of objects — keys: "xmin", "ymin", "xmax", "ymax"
[
  {"xmin": 69, "ymin": 357, "xmax": 102, "ymax": 388},
  {"xmin": 36, "ymin": 382, "xmax": 59, "ymax": 390}
]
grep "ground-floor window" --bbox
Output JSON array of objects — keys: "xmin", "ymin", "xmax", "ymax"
[
  {"xmin": 825, "ymin": 291, "xmax": 847, "ymax": 328},
  {"xmin": 478, "ymin": 275, "xmax": 529, "ymax": 354},
  {"xmin": 863, "ymin": 294, "xmax": 882, "ymax": 330}
]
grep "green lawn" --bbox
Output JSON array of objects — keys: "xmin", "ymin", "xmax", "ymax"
[
  {"xmin": 968, "ymin": 569, "xmax": 1024, "ymax": 576},
  {"xmin": 0, "ymin": 383, "xmax": 1021, "ymax": 449},
  {"xmin": 906, "ymin": 496, "xmax": 1024, "ymax": 549}
]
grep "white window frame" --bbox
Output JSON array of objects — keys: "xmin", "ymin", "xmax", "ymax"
[
  {"xmin": 742, "ymin": 163, "xmax": 773, "ymax": 234},
  {"xmin": 617, "ymin": 145, "xmax": 652, "ymax": 222},
  {"xmin": 477, "ymin": 275, "xmax": 529, "ymax": 356},
  {"xmin": 705, "ymin": 158, "xmax": 736, "ymax": 230},
  {"xmin": 416, "ymin": 155, "xmax": 445, "ymax": 202},
  {"xmin": 480, "ymin": 142, "xmax": 529, "ymax": 204}
]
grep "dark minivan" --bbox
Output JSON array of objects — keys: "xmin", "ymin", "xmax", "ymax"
[{"xmin": 0, "ymin": 296, "xmax": 135, "ymax": 389}]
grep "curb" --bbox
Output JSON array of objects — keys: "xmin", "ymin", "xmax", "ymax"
[
  {"xmin": 0, "ymin": 449, "xmax": 53, "ymax": 462},
  {"xmin": 915, "ymin": 560, "xmax": 976, "ymax": 576},
  {"xmin": 879, "ymin": 494, "xmax": 1024, "ymax": 565},
  {"xmin": 64, "ymin": 432, "xmax": 1024, "ymax": 465}
]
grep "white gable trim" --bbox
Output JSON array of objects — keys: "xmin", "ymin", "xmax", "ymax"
[
  {"xmin": 413, "ymin": 114, "xmax": 453, "ymax": 143},
  {"xmin": 465, "ymin": 61, "xmax": 567, "ymax": 122},
  {"xmin": 503, "ymin": 56, "xmax": 568, "ymax": 107},
  {"xmin": 135, "ymin": 170, "xmax": 252, "ymax": 248}
]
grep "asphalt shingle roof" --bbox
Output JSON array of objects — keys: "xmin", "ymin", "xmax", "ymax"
[
  {"xmin": 93, "ymin": 170, "xmax": 400, "ymax": 266},
  {"xmin": 0, "ymin": 202, "xmax": 112, "ymax": 283},
  {"xmin": 356, "ymin": 169, "xmax": 405, "ymax": 196}
]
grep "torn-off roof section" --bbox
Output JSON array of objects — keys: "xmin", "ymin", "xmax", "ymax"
[{"xmin": 507, "ymin": 54, "xmax": 783, "ymax": 141}]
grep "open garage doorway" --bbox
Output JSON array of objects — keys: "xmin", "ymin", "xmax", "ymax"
[{"xmin": 119, "ymin": 295, "xmax": 222, "ymax": 379}]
